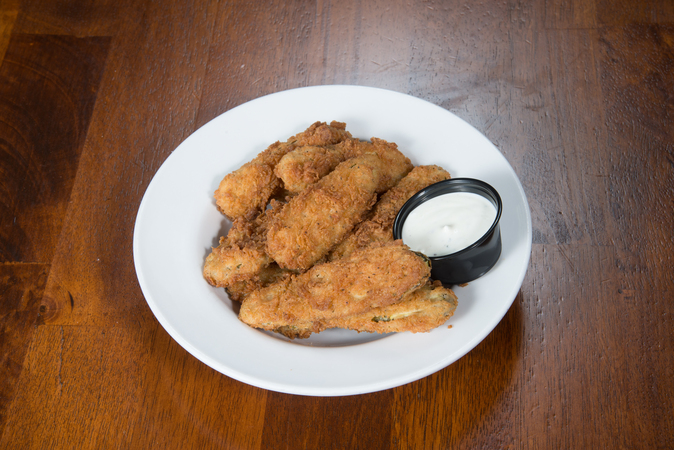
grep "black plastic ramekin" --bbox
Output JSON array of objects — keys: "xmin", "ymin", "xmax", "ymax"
[{"xmin": 393, "ymin": 178, "xmax": 503, "ymax": 285}]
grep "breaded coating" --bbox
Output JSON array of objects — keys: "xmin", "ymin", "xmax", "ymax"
[
  {"xmin": 214, "ymin": 141, "xmax": 296, "ymax": 219},
  {"xmin": 289, "ymin": 121, "xmax": 351, "ymax": 146},
  {"xmin": 333, "ymin": 137, "xmax": 374, "ymax": 159},
  {"xmin": 330, "ymin": 281, "xmax": 458, "ymax": 334},
  {"xmin": 369, "ymin": 165, "xmax": 451, "ymax": 224},
  {"xmin": 276, "ymin": 134, "xmax": 413, "ymax": 197},
  {"xmin": 239, "ymin": 241, "xmax": 431, "ymax": 335},
  {"xmin": 274, "ymin": 145, "xmax": 345, "ymax": 193},
  {"xmin": 328, "ymin": 221, "xmax": 392, "ymax": 262},
  {"xmin": 213, "ymin": 121, "xmax": 349, "ymax": 220},
  {"xmin": 335, "ymin": 137, "xmax": 414, "ymax": 193},
  {"xmin": 266, "ymin": 153, "xmax": 383, "ymax": 271},
  {"xmin": 329, "ymin": 165, "xmax": 451, "ymax": 260},
  {"xmin": 224, "ymin": 264, "xmax": 294, "ymax": 302},
  {"xmin": 203, "ymin": 201, "xmax": 283, "ymax": 288},
  {"xmin": 274, "ymin": 122, "xmax": 354, "ymax": 193},
  {"xmin": 275, "ymin": 281, "xmax": 457, "ymax": 338}
]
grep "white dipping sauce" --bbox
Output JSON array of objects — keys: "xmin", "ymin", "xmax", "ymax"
[{"xmin": 401, "ymin": 192, "xmax": 497, "ymax": 257}]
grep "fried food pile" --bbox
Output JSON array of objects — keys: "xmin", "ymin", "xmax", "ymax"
[{"xmin": 204, "ymin": 121, "xmax": 458, "ymax": 339}]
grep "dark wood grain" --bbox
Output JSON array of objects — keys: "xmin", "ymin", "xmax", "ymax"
[
  {"xmin": 0, "ymin": 31, "xmax": 108, "ymax": 446},
  {"xmin": 38, "ymin": 0, "xmax": 218, "ymax": 328},
  {"xmin": 0, "ymin": 263, "xmax": 48, "ymax": 439},
  {"xmin": 0, "ymin": 0, "xmax": 672, "ymax": 448},
  {"xmin": 598, "ymin": 23, "xmax": 674, "ymax": 292},
  {"xmin": 0, "ymin": 34, "xmax": 109, "ymax": 262}
]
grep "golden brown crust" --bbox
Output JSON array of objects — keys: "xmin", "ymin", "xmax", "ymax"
[
  {"xmin": 213, "ymin": 122, "xmax": 350, "ymax": 220},
  {"xmin": 329, "ymin": 165, "xmax": 451, "ymax": 261},
  {"xmin": 214, "ymin": 141, "xmax": 296, "ymax": 219},
  {"xmin": 265, "ymin": 153, "xmax": 383, "ymax": 271},
  {"xmin": 331, "ymin": 281, "xmax": 458, "ymax": 334},
  {"xmin": 224, "ymin": 264, "xmax": 294, "ymax": 302},
  {"xmin": 289, "ymin": 121, "xmax": 352, "ymax": 146},
  {"xmin": 367, "ymin": 137, "xmax": 414, "ymax": 192},
  {"xmin": 328, "ymin": 222, "xmax": 391, "ymax": 262},
  {"xmin": 239, "ymin": 241, "xmax": 431, "ymax": 333},
  {"xmin": 203, "ymin": 201, "xmax": 283, "ymax": 288},
  {"xmin": 274, "ymin": 134, "xmax": 414, "ymax": 201},
  {"xmin": 274, "ymin": 145, "xmax": 346, "ymax": 193},
  {"xmin": 369, "ymin": 165, "xmax": 451, "ymax": 224},
  {"xmin": 334, "ymin": 138, "xmax": 414, "ymax": 193},
  {"xmin": 267, "ymin": 281, "xmax": 457, "ymax": 339}
]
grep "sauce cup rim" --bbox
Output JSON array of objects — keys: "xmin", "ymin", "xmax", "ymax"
[{"xmin": 392, "ymin": 177, "xmax": 503, "ymax": 259}]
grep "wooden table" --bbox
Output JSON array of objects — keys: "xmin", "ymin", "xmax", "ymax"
[{"xmin": 1, "ymin": 0, "xmax": 672, "ymax": 448}]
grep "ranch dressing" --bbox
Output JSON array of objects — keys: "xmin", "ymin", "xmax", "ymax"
[{"xmin": 401, "ymin": 192, "xmax": 497, "ymax": 257}]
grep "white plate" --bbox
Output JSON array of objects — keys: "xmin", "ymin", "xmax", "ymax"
[{"xmin": 133, "ymin": 85, "xmax": 532, "ymax": 396}]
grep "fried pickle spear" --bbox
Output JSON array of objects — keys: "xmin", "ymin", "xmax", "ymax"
[
  {"xmin": 329, "ymin": 165, "xmax": 451, "ymax": 261},
  {"xmin": 335, "ymin": 137, "xmax": 414, "ymax": 193},
  {"xmin": 239, "ymin": 241, "xmax": 431, "ymax": 335},
  {"xmin": 214, "ymin": 121, "xmax": 350, "ymax": 219},
  {"xmin": 266, "ymin": 153, "xmax": 383, "ymax": 271},
  {"xmin": 203, "ymin": 200, "xmax": 283, "ymax": 288},
  {"xmin": 274, "ymin": 145, "xmax": 345, "ymax": 193},
  {"xmin": 274, "ymin": 136, "xmax": 413, "ymax": 195},
  {"xmin": 214, "ymin": 141, "xmax": 295, "ymax": 220},
  {"xmin": 329, "ymin": 281, "xmax": 457, "ymax": 334},
  {"xmin": 275, "ymin": 281, "xmax": 458, "ymax": 338}
]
